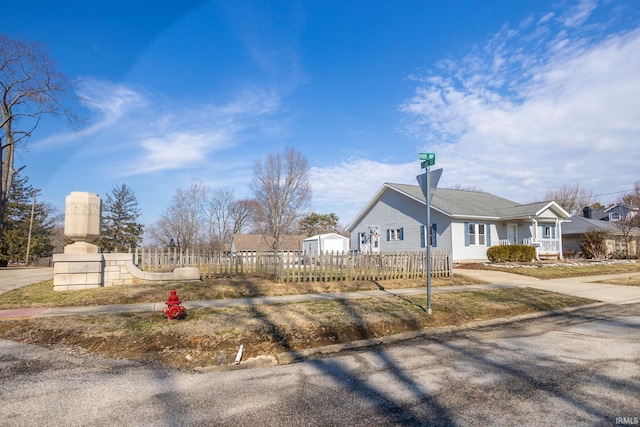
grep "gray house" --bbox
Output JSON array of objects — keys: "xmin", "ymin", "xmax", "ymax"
[
  {"xmin": 347, "ymin": 183, "xmax": 571, "ymax": 262},
  {"xmin": 583, "ymin": 203, "xmax": 639, "ymax": 222},
  {"xmin": 564, "ymin": 214, "xmax": 640, "ymax": 258}
]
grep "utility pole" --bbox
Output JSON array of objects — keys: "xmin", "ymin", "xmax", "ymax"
[{"xmin": 25, "ymin": 189, "xmax": 37, "ymax": 267}]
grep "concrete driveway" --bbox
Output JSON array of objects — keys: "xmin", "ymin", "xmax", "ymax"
[{"xmin": 0, "ymin": 267, "xmax": 53, "ymax": 294}]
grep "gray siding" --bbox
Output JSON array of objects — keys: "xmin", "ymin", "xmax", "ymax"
[{"xmin": 350, "ymin": 189, "xmax": 452, "ymax": 252}]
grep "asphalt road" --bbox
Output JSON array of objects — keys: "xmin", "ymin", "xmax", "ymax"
[
  {"xmin": 1, "ymin": 303, "xmax": 638, "ymax": 426},
  {"xmin": 0, "ymin": 267, "xmax": 53, "ymax": 294}
]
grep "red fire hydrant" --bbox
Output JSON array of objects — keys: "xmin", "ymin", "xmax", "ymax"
[{"xmin": 163, "ymin": 289, "xmax": 186, "ymax": 320}]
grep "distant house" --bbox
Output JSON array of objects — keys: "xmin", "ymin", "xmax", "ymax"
[
  {"xmin": 302, "ymin": 233, "xmax": 350, "ymax": 256},
  {"xmin": 564, "ymin": 215, "xmax": 640, "ymax": 258},
  {"xmin": 230, "ymin": 234, "xmax": 305, "ymax": 254},
  {"xmin": 562, "ymin": 215, "xmax": 616, "ymax": 256},
  {"xmin": 347, "ymin": 183, "xmax": 571, "ymax": 262},
  {"xmin": 583, "ymin": 204, "xmax": 639, "ymax": 222}
]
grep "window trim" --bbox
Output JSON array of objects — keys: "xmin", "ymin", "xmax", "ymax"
[
  {"xmin": 387, "ymin": 227, "xmax": 404, "ymax": 241},
  {"xmin": 464, "ymin": 222, "xmax": 491, "ymax": 247},
  {"xmin": 420, "ymin": 224, "xmax": 437, "ymax": 248}
]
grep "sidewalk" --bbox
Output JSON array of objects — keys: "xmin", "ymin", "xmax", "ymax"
[
  {"xmin": 1, "ymin": 269, "xmax": 640, "ymax": 320},
  {"xmin": 453, "ymin": 269, "xmax": 640, "ymax": 305}
]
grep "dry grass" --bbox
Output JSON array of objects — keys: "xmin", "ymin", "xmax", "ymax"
[
  {"xmin": 596, "ymin": 277, "xmax": 640, "ymax": 287},
  {"xmin": 0, "ymin": 287, "xmax": 593, "ymax": 370},
  {"xmin": 1, "ymin": 267, "xmax": 625, "ymax": 370},
  {"xmin": 472, "ymin": 261, "xmax": 640, "ymax": 280},
  {"xmin": 0, "ymin": 274, "xmax": 479, "ymax": 310}
]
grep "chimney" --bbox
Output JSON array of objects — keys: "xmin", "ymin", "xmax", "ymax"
[{"xmin": 583, "ymin": 206, "xmax": 592, "ymax": 219}]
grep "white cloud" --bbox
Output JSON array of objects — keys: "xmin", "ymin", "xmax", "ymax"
[
  {"xmin": 310, "ymin": 159, "xmax": 418, "ymax": 224},
  {"xmin": 117, "ymin": 86, "xmax": 285, "ymax": 174},
  {"xmin": 32, "ymin": 79, "xmax": 147, "ymax": 148},
  {"xmin": 560, "ymin": 0, "xmax": 597, "ymax": 28},
  {"xmin": 77, "ymin": 79, "xmax": 148, "ymax": 133},
  {"xmin": 34, "ymin": 78, "xmax": 286, "ymax": 176},
  {"xmin": 397, "ymin": 3, "xmax": 640, "ymax": 204},
  {"xmin": 310, "ymin": 1, "xmax": 640, "ymax": 224}
]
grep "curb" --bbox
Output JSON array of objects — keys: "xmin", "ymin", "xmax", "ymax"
[{"xmin": 194, "ymin": 302, "xmax": 608, "ymax": 373}]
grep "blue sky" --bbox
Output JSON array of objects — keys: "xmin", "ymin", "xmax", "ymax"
[{"xmin": 3, "ymin": 0, "xmax": 639, "ymax": 228}]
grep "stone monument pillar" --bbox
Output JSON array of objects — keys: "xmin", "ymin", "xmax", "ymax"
[
  {"xmin": 53, "ymin": 191, "xmax": 200, "ymax": 290},
  {"xmin": 63, "ymin": 192, "xmax": 102, "ymax": 254},
  {"xmin": 53, "ymin": 192, "xmax": 104, "ymax": 291}
]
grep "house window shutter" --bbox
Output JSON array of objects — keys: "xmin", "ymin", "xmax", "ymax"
[
  {"xmin": 420, "ymin": 225, "xmax": 425, "ymax": 248},
  {"xmin": 486, "ymin": 223, "xmax": 491, "ymax": 246},
  {"xmin": 432, "ymin": 224, "xmax": 437, "ymax": 247},
  {"xmin": 464, "ymin": 222, "xmax": 470, "ymax": 246},
  {"xmin": 399, "ymin": 228, "xmax": 404, "ymax": 241},
  {"xmin": 386, "ymin": 229, "xmax": 390, "ymax": 241}
]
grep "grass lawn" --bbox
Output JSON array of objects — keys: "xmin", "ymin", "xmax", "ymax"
[
  {"xmin": 0, "ymin": 287, "xmax": 593, "ymax": 370},
  {"xmin": 478, "ymin": 260, "xmax": 640, "ymax": 280},
  {"xmin": 596, "ymin": 277, "xmax": 640, "ymax": 286},
  {"xmin": 0, "ymin": 274, "xmax": 479, "ymax": 310},
  {"xmin": 2, "ymin": 263, "xmax": 635, "ymax": 370}
]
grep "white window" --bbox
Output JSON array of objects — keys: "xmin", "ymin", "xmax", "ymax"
[
  {"xmin": 387, "ymin": 228, "xmax": 404, "ymax": 241},
  {"xmin": 467, "ymin": 223, "xmax": 486, "ymax": 246},
  {"xmin": 541, "ymin": 225, "xmax": 556, "ymax": 239}
]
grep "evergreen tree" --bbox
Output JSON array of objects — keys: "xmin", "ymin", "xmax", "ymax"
[
  {"xmin": 299, "ymin": 212, "xmax": 340, "ymax": 236},
  {"xmin": 0, "ymin": 172, "xmax": 58, "ymax": 264},
  {"xmin": 96, "ymin": 183, "xmax": 144, "ymax": 252}
]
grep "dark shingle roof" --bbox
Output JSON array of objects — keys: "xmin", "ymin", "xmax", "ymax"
[
  {"xmin": 562, "ymin": 216, "xmax": 613, "ymax": 235},
  {"xmin": 387, "ymin": 183, "xmax": 543, "ymax": 218}
]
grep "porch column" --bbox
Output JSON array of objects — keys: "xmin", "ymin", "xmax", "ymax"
[
  {"xmin": 532, "ymin": 218, "xmax": 539, "ymax": 260},
  {"xmin": 557, "ymin": 218, "xmax": 564, "ymax": 260}
]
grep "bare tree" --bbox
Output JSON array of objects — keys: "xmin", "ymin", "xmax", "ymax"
[
  {"xmin": 612, "ymin": 181, "xmax": 640, "ymax": 258},
  {"xmin": 230, "ymin": 198, "xmax": 259, "ymax": 235},
  {"xmin": 147, "ymin": 180, "xmax": 207, "ymax": 250},
  {"xmin": 447, "ymin": 184, "xmax": 483, "ymax": 192},
  {"xmin": 544, "ymin": 184, "xmax": 595, "ymax": 215},
  {"xmin": 621, "ymin": 181, "xmax": 640, "ymax": 210},
  {"xmin": 251, "ymin": 147, "xmax": 311, "ymax": 250},
  {"xmin": 202, "ymin": 187, "xmax": 235, "ymax": 252},
  {"xmin": 581, "ymin": 228, "xmax": 610, "ymax": 260},
  {"xmin": 1, "ymin": 34, "xmax": 80, "ymax": 236}
]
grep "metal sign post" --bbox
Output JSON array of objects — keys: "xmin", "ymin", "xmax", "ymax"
[
  {"xmin": 425, "ymin": 165, "xmax": 432, "ymax": 314},
  {"xmin": 417, "ymin": 153, "xmax": 440, "ymax": 315}
]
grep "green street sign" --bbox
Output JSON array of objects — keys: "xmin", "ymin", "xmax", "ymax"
[
  {"xmin": 420, "ymin": 153, "xmax": 435, "ymax": 168},
  {"xmin": 420, "ymin": 159, "xmax": 436, "ymax": 169},
  {"xmin": 419, "ymin": 152, "xmax": 435, "ymax": 162}
]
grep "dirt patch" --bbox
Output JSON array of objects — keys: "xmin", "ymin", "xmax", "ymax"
[{"xmin": 0, "ymin": 288, "xmax": 593, "ymax": 370}]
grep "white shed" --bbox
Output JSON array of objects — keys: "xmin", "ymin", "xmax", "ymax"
[{"xmin": 302, "ymin": 233, "xmax": 350, "ymax": 255}]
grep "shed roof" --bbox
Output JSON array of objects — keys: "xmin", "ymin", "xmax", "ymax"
[{"xmin": 303, "ymin": 233, "xmax": 349, "ymax": 242}]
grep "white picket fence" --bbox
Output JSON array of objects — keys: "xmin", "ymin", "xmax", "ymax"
[{"xmin": 134, "ymin": 248, "xmax": 452, "ymax": 282}]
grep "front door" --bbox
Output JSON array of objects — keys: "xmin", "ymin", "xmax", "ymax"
[
  {"xmin": 507, "ymin": 224, "xmax": 517, "ymax": 245},
  {"xmin": 370, "ymin": 234, "xmax": 380, "ymax": 253}
]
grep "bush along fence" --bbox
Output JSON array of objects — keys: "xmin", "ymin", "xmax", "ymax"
[{"xmin": 134, "ymin": 248, "xmax": 452, "ymax": 282}]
